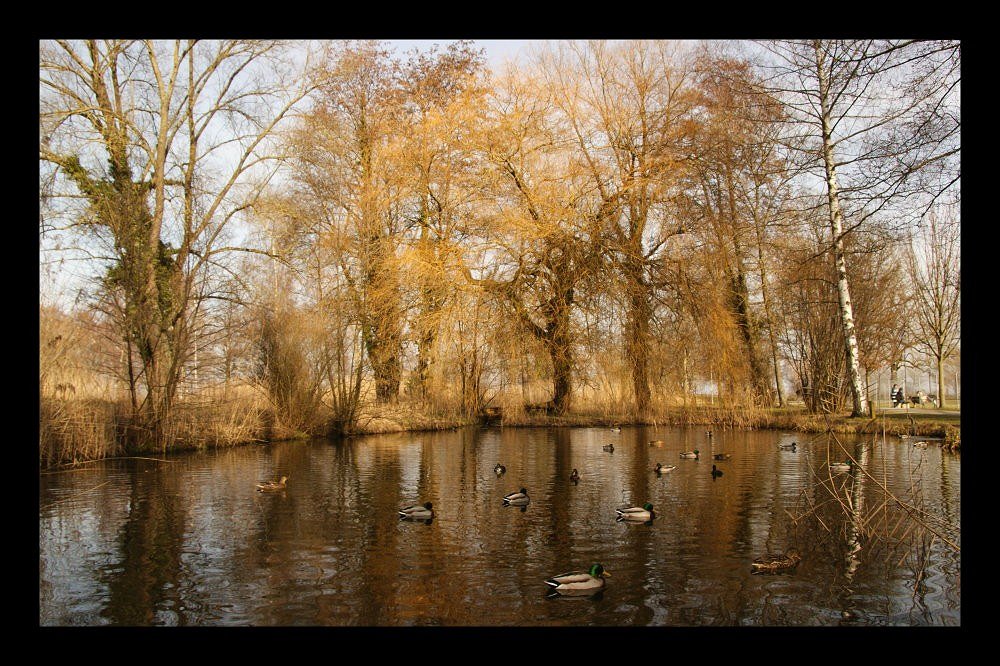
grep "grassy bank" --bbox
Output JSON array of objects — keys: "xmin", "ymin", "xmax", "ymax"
[
  {"xmin": 345, "ymin": 402, "xmax": 960, "ymax": 450},
  {"xmin": 40, "ymin": 394, "xmax": 960, "ymax": 469}
]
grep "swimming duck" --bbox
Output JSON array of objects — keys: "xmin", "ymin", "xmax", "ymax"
[
  {"xmin": 778, "ymin": 442, "xmax": 797, "ymax": 451},
  {"xmin": 570, "ymin": 469, "xmax": 580, "ymax": 483},
  {"xmin": 679, "ymin": 449, "xmax": 699, "ymax": 459},
  {"xmin": 912, "ymin": 440, "xmax": 929, "ymax": 448},
  {"xmin": 494, "ymin": 463, "xmax": 506, "ymax": 475},
  {"xmin": 649, "ymin": 440, "xmax": 664, "ymax": 446},
  {"xmin": 751, "ymin": 549, "xmax": 802, "ymax": 574},
  {"xmin": 256, "ymin": 475, "xmax": 288, "ymax": 492},
  {"xmin": 654, "ymin": 462, "xmax": 677, "ymax": 474},
  {"xmin": 829, "ymin": 462, "xmax": 852, "ymax": 473},
  {"xmin": 706, "ymin": 430, "xmax": 713, "ymax": 438},
  {"xmin": 503, "ymin": 488, "xmax": 530, "ymax": 506},
  {"xmin": 610, "ymin": 427, "xmax": 621, "ymax": 433},
  {"xmin": 711, "ymin": 464, "xmax": 724, "ymax": 478},
  {"xmin": 544, "ymin": 564, "xmax": 610, "ymax": 596},
  {"xmin": 603, "ymin": 443, "xmax": 615, "ymax": 452},
  {"xmin": 616, "ymin": 502, "xmax": 655, "ymax": 522},
  {"xmin": 398, "ymin": 502, "xmax": 434, "ymax": 520},
  {"xmin": 713, "ymin": 453, "xmax": 732, "ymax": 461}
]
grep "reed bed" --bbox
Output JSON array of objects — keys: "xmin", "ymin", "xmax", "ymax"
[
  {"xmin": 158, "ymin": 388, "xmax": 270, "ymax": 450},
  {"xmin": 39, "ymin": 386, "xmax": 272, "ymax": 468},
  {"xmin": 39, "ymin": 397, "xmax": 123, "ymax": 467},
  {"xmin": 39, "ymin": 385, "xmax": 959, "ymax": 467}
]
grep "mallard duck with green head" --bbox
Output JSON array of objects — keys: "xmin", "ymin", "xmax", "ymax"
[
  {"xmin": 654, "ymin": 462, "xmax": 676, "ymax": 474},
  {"xmin": 256, "ymin": 475, "xmax": 288, "ymax": 493},
  {"xmin": 751, "ymin": 549, "xmax": 802, "ymax": 574},
  {"xmin": 679, "ymin": 449, "xmax": 699, "ymax": 459},
  {"xmin": 778, "ymin": 442, "xmax": 797, "ymax": 450},
  {"xmin": 616, "ymin": 502, "xmax": 655, "ymax": 522},
  {"xmin": 544, "ymin": 564, "xmax": 611, "ymax": 596},
  {"xmin": 503, "ymin": 488, "xmax": 530, "ymax": 506},
  {"xmin": 398, "ymin": 502, "xmax": 434, "ymax": 520}
]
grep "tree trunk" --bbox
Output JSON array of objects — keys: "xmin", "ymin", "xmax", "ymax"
[
  {"xmin": 362, "ymin": 242, "xmax": 402, "ymax": 404},
  {"xmin": 682, "ymin": 348, "xmax": 690, "ymax": 408},
  {"xmin": 369, "ymin": 336, "xmax": 401, "ymax": 403},
  {"xmin": 936, "ymin": 353, "xmax": 946, "ymax": 409},
  {"xmin": 625, "ymin": 286, "xmax": 652, "ymax": 415},
  {"xmin": 815, "ymin": 41, "xmax": 868, "ymax": 417},
  {"xmin": 730, "ymin": 268, "xmax": 770, "ymax": 404},
  {"xmin": 550, "ymin": 329, "xmax": 572, "ymax": 415},
  {"xmin": 753, "ymin": 213, "xmax": 784, "ymax": 407},
  {"xmin": 415, "ymin": 203, "xmax": 441, "ymax": 400}
]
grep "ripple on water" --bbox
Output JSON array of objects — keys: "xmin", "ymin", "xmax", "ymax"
[{"xmin": 38, "ymin": 429, "xmax": 960, "ymax": 626}]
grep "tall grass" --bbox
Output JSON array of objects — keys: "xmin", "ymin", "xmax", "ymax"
[
  {"xmin": 156, "ymin": 386, "xmax": 269, "ymax": 450},
  {"xmin": 40, "ymin": 385, "xmax": 958, "ymax": 466},
  {"xmin": 40, "ymin": 397, "xmax": 123, "ymax": 467},
  {"xmin": 39, "ymin": 384, "xmax": 271, "ymax": 468}
]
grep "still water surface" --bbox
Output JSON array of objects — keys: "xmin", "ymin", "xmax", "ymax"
[{"xmin": 39, "ymin": 426, "xmax": 960, "ymax": 626}]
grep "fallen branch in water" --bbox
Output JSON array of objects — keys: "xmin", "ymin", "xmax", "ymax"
[
  {"xmin": 41, "ymin": 456, "xmax": 178, "ymax": 473},
  {"xmin": 39, "ymin": 480, "xmax": 111, "ymax": 510},
  {"xmin": 790, "ymin": 424, "xmax": 960, "ymax": 558}
]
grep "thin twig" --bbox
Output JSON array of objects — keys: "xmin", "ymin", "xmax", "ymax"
[
  {"xmin": 41, "ymin": 455, "xmax": 178, "ymax": 473},
  {"xmin": 39, "ymin": 480, "xmax": 111, "ymax": 510}
]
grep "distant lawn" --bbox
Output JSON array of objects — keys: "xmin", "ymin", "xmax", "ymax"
[
  {"xmin": 875, "ymin": 410, "xmax": 960, "ymax": 423},
  {"xmin": 764, "ymin": 404, "xmax": 959, "ymax": 422}
]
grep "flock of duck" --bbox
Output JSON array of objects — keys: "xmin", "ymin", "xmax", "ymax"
[{"xmin": 253, "ymin": 429, "xmax": 848, "ymax": 596}]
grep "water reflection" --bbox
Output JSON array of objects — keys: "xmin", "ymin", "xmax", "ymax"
[{"xmin": 39, "ymin": 426, "xmax": 960, "ymax": 626}]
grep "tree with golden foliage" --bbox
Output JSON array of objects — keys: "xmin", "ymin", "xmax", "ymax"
[
  {"xmin": 536, "ymin": 40, "xmax": 698, "ymax": 415},
  {"xmin": 467, "ymin": 67, "xmax": 600, "ymax": 415}
]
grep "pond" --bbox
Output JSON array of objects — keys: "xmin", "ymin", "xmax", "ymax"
[{"xmin": 39, "ymin": 426, "xmax": 960, "ymax": 626}]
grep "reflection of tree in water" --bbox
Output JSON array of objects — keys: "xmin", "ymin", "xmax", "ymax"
[
  {"xmin": 100, "ymin": 463, "xmax": 185, "ymax": 625},
  {"xmin": 786, "ymin": 432, "xmax": 960, "ymax": 624}
]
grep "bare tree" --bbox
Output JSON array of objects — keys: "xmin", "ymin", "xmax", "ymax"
[
  {"xmin": 289, "ymin": 41, "xmax": 411, "ymax": 404},
  {"xmin": 755, "ymin": 39, "xmax": 960, "ymax": 416},
  {"xmin": 40, "ymin": 39, "xmax": 315, "ymax": 446},
  {"xmin": 682, "ymin": 54, "xmax": 794, "ymax": 405},
  {"xmin": 906, "ymin": 206, "xmax": 960, "ymax": 407},
  {"xmin": 842, "ymin": 235, "xmax": 912, "ymax": 410},
  {"xmin": 774, "ymin": 215, "xmax": 850, "ymax": 413}
]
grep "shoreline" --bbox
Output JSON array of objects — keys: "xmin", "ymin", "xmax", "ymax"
[
  {"xmin": 348, "ymin": 407, "xmax": 960, "ymax": 445},
  {"xmin": 39, "ymin": 402, "xmax": 961, "ymax": 469}
]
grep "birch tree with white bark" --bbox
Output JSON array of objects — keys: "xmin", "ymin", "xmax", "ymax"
[{"xmin": 754, "ymin": 39, "xmax": 959, "ymax": 416}]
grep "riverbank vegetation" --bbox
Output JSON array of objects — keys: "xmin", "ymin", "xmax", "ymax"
[{"xmin": 40, "ymin": 40, "xmax": 960, "ymax": 467}]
